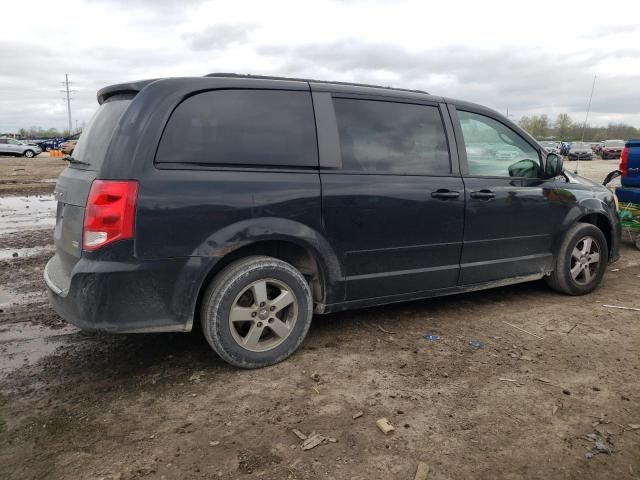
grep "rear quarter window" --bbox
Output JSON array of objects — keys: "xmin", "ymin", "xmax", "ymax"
[{"xmin": 156, "ymin": 89, "xmax": 318, "ymax": 168}]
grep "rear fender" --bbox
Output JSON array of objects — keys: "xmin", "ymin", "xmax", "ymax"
[{"xmin": 191, "ymin": 217, "xmax": 345, "ymax": 306}]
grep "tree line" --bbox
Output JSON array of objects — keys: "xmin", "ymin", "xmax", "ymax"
[
  {"xmin": 4, "ymin": 127, "xmax": 74, "ymax": 139},
  {"xmin": 518, "ymin": 113, "xmax": 640, "ymax": 142}
]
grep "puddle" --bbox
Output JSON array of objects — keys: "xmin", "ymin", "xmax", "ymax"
[
  {"xmin": 0, "ymin": 195, "xmax": 56, "ymax": 235},
  {"xmin": 0, "ymin": 321, "xmax": 78, "ymax": 377},
  {"xmin": 0, "ymin": 245, "xmax": 55, "ymax": 261}
]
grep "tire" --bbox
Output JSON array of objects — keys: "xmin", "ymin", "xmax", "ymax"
[
  {"xmin": 24, "ymin": 150, "xmax": 35, "ymax": 158},
  {"xmin": 200, "ymin": 256, "xmax": 313, "ymax": 369},
  {"xmin": 546, "ymin": 223, "xmax": 608, "ymax": 295}
]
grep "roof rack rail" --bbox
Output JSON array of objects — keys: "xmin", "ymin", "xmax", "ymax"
[{"xmin": 204, "ymin": 72, "xmax": 429, "ymax": 95}]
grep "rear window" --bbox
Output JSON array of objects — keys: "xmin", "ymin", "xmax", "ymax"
[
  {"xmin": 604, "ymin": 140, "xmax": 625, "ymax": 147},
  {"xmin": 71, "ymin": 95, "xmax": 132, "ymax": 170},
  {"xmin": 156, "ymin": 89, "xmax": 318, "ymax": 167}
]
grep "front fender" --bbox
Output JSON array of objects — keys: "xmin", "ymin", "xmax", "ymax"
[{"xmin": 554, "ymin": 193, "xmax": 619, "ymax": 260}]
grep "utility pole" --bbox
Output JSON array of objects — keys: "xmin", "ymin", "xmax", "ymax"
[
  {"xmin": 575, "ymin": 75, "xmax": 597, "ymax": 175},
  {"xmin": 60, "ymin": 74, "xmax": 74, "ymax": 134},
  {"xmin": 581, "ymin": 75, "xmax": 597, "ymax": 142}
]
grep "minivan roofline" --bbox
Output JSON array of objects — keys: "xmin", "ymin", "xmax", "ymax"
[
  {"xmin": 96, "ymin": 76, "xmax": 511, "ymax": 135},
  {"xmin": 205, "ymin": 72, "xmax": 430, "ymax": 95},
  {"xmin": 97, "ymin": 74, "xmax": 432, "ymax": 105}
]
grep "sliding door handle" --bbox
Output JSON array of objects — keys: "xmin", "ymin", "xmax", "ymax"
[
  {"xmin": 470, "ymin": 190, "xmax": 496, "ymax": 200},
  {"xmin": 431, "ymin": 189, "xmax": 461, "ymax": 199}
]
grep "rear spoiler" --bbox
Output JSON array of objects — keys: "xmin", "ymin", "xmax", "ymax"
[{"xmin": 96, "ymin": 79, "xmax": 159, "ymax": 105}]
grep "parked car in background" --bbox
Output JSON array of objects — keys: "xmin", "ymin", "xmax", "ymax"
[
  {"xmin": 601, "ymin": 139, "xmax": 625, "ymax": 160},
  {"xmin": 37, "ymin": 138, "xmax": 64, "ymax": 152},
  {"xmin": 61, "ymin": 134, "xmax": 80, "ymax": 155},
  {"xmin": 567, "ymin": 142, "xmax": 593, "ymax": 160},
  {"xmin": 540, "ymin": 141, "xmax": 560, "ymax": 154},
  {"xmin": 595, "ymin": 143, "xmax": 604, "ymax": 156},
  {"xmin": 45, "ymin": 74, "xmax": 621, "ymax": 368},
  {"xmin": 0, "ymin": 137, "xmax": 42, "ymax": 158}
]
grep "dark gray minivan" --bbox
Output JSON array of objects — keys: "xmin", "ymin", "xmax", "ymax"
[{"xmin": 45, "ymin": 74, "xmax": 621, "ymax": 368}]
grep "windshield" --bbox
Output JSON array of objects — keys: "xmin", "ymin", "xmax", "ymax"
[
  {"xmin": 604, "ymin": 140, "xmax": 625, "ymax": 147},
  {"xmin": 71, "ymin": 96, "xmax": 132, "ymax": 170},
  {"xmin": 571, "ymin": 142, "xmax": 589, "ymax": 149}
]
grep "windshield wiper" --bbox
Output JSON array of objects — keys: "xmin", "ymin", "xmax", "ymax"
[{"xmin": 64, "ymin": 156, "xmax": 90, "ymax": 166}]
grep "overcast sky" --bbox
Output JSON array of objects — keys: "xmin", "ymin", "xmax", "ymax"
[{"xmin": 2, "ymin": 0, "xmax": 640, "ymax": 132}]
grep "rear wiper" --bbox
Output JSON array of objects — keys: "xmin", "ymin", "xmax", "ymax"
[{"xmin": 64, "ymin": 155, "xmax": 90, "ymax": 166}]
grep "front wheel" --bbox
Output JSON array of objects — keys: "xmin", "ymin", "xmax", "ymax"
[
  {"xmin": 24, "ymin": 150, "xmax": 35, "ymax": 158},
  {"xmin": 546, "ymin": 223, "xmax": 608, "ymax": 295},
  {"xmin": 200, "ymin": 256, "xmax": 313, "ymax": 368}
]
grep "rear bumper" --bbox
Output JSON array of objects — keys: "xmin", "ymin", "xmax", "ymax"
[{"xmin": 44, "ymin": 254, "xmax": 212, "ymax": 333}]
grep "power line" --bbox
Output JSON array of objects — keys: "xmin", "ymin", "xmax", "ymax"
[
  {"xmin": 575, "ymin": 75, "xmax": 597, "ymax": 175},
  {"xmin": 581, "ymin": 75, "xmax": 597, "ymax": 142}
]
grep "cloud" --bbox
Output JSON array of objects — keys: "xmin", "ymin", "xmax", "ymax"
[
  {"xmin": 258, "ymin": 40, "xmax": 640, "ymax": 124},
  {"xmin": 183, "ymin": 24, "xmax": 257, "ymax": 51},
  {"xmin": 1, "ymin": 0, "xmax": 639, "ymax": 132}
]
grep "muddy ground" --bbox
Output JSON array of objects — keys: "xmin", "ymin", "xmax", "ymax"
[
  {"xmin": 0, "ymin": 155, "xmax": 65, "ymax": 196},
  {"xmin": 1, "ymin": 157, "xmax": 639, "ymax": 480}
]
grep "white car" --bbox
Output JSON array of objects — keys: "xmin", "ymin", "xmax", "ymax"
[
  {"xmin": 0, "ymin": 137, "xmax": 42, "ymax": 158},
  {"xmin": 540, "ymin": 141, "xmax": 560, "ymax": 155}
]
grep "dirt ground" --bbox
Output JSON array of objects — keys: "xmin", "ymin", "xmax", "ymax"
[
  {"xmin": 0, "ymin": 154, "xmax": 65, "ymax": 196},
  {"xmin": 1, "ymin": 156, "xmax": 639, "ymax": 480}
]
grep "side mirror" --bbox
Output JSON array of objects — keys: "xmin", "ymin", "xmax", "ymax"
[
  {"xmin": 544, "ymin": 153, "xmax": 563, "ymax": 178},
  {"xmin": 508, "ymin": 159, "xmax": 540, "ymax": 178}
]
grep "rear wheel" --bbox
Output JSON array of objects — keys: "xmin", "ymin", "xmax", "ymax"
[
  {"xmin": 200, "ymin": 256, "xmax": 313, "ymax": 368},
  {"xmin": 24, "ymin": 150, "xmax": 35, "ymax": 158},
  {"xmin": 546, "ymin": 223, "xmax": 608, "ymax": 295}
]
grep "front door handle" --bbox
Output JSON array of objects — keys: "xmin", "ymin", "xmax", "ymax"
[
  {"xmin": 470, "ymin": 189, "xmax": 496, "ymax": 200},
  {"xmin": 431, "ymin": 189, "xmax": 460, "ymax": 199}
]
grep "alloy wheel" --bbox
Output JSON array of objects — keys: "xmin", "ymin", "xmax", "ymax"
[
  {"xmin": 228, "ymin": 278, "xmax": 298, "ymax": 352},
  {"xmin": 569, "ymin": 236, "xmax": 600, "ymax": 285}
]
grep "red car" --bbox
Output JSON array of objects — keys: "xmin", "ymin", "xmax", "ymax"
[{"xmin": 601, "ymin": 139, "xmax": 625, "ymax": 159}]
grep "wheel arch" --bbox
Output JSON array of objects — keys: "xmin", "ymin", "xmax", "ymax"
[
  {"xmin": 189, "ymin": 218, "xmax": 345, "ymax": 331},
  {"xmin": 576, "ymin": 212, "xmax": 613, "ymax": 259}
]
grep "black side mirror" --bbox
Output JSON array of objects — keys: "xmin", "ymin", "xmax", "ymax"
[
  {"xmin": 544, "ymin": 153, "xmax": 563, "ymax": 178},
  {"xmin": 508, "ymin": 159, "xmax": 540, "ymax": 178}
]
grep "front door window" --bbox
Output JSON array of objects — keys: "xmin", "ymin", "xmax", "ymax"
[{"xmin": 458, "ymin": 111, "xmax": 540, "ymax": 178}]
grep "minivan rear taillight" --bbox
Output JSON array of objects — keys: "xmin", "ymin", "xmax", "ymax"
[
  {"xmin": 83, "ymin": 180, "xmax": 138, "ymax": 251},
  {"xmin": 620, "ymin": 147, "xmax": 629, "ymax": 176}
]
